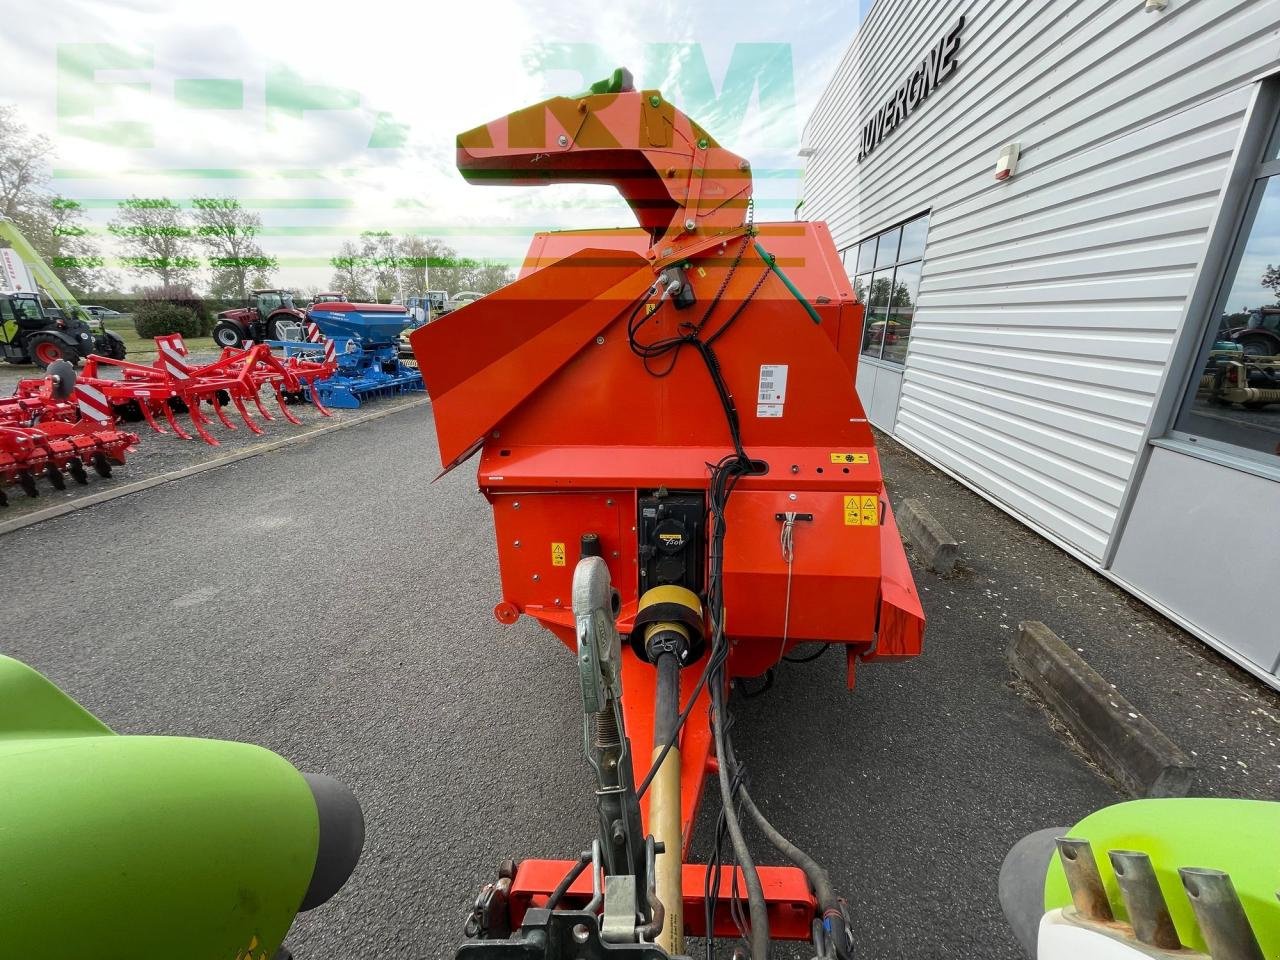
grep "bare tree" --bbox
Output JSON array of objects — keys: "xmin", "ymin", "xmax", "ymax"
[
  {"xmin": 192, "ymin": 197, "xmax": 277, "ymax": 302},
  {"xmin": 359, "ymin": 230, "xmax": 403, "ymax": 301},
  {"xmin": 17, "ymin": 197, "xmax": 108, "ymax": 294},
  {"xmin": 108, "ymin": 197, "xmax": 199, "ymax": 287},
  {"xmin": 1262, "ymin": 263, "xmax": 1280, "ymax": 305},
  {"xmin": 329, "ymin": 240, "xmax": 373, "ymax": 300},
  {"xmin": 0, "ymin": 105, "xmax": 51, "ymax": 220},
  {"xmin": 0, "ymin": 107, "xmax": 108, "ymax": 294}
]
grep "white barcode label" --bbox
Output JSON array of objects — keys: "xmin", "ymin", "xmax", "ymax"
[{"xmin": 756, "ymin": 364, "xmax": 788, "ymax": 418}]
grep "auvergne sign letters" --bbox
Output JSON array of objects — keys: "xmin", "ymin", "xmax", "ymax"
[{"xmin": 857, "ymin": 16, "xmax": 965, "ymax": 163}]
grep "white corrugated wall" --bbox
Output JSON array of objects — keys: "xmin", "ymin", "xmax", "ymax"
[{"xmin": 802, "ymin": 0, "xmax": 1280, "ymax": 561}]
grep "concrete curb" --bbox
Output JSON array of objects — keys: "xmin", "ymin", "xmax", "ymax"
[
  {"xmin": 1010, "ymin": 621, "xmax": 1196, "ymax": 798},
  {"xmin": 0, "ymin": 396, "xmax": 431, "ymax": 538},
  {"xmin": 898, "ymin": 497, "xmax": 958, "ymax": 574}
]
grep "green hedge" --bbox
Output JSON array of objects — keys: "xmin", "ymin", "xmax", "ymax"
[
  {"xmin": 133, "ymin": 302, "xmax": 204, "ymax": 339},
  {"xmin": 134, "ymin": 285, "xmax": 213, "ymax": 335}
]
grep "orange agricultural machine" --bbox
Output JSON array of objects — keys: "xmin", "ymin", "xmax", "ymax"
[{"xmin": 414, "ymin": 69, "xmax": 924, "ymax": 960}]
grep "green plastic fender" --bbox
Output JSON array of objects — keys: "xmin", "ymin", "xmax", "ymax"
[
  {"xmin": 0, "ymin": 656, "xmax": 320, "ymax": 960},
  {"xmin": 1043, "ymin": 798, "xmax": 1280, "ymax": 954}
]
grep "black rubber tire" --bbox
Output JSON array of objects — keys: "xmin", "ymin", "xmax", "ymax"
[
  {"xmin": 1237, "ymin": 334, "xmax": 1278, "ymax": 359},
  {"xmin": 115, "ymin": 400, "xmax": 144, "ymax": 423},
  {"xmin": 212, "ymin": 321, "xmax": 244, "ymax": 348},
  {"xmin": 92, "ymin": 452, "xmax": 112, "ymax": 478},
  {"xmin": 98, "ymin": 331, "xmax": 128, "ymax": 360},
  {"xmin": 27, "ymin": 334, "xmax": 77, "ymax": 369},
  {"xmin": 0, "ymin": 487, "xmax": 7, "ymax": 507},
  {"xmin": 45, "ymin": 463, "xmax": 66, "ymax": 490},
  {"xmin": 68, "ymin": 459, "xmax": 88, "ymax": 484},
  {"xmin": 18, "ymin": 471, "xmax": 39, "ymax": 497}
]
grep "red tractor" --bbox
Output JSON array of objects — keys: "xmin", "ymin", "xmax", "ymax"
[
  {"xmin": 1224, "ymin": 306, "xmax": 1280, "ymax": 358},
  {"xmin": 211, "ymin": 290, "xmax": 305, "ymax": 348}
]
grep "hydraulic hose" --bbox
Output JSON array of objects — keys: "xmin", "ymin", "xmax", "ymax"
[
  {"xmin": 712, "ymin": 679, "xmax": 770, "ymax": 960},
  {"xmin": 723, "ymin": 738, "xmax": 850, "ymax": 960}
]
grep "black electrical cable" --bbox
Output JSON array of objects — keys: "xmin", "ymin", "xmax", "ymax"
[
  {"xmin": 783, "ymin": 643, "xmax": 832, "ymax": 664},
  {"xmin": 735, "ymin": 670, "xmax": 775, "ymax": 699},
  {"xmin": 628, "ymin": 207, "xmax": 825, "ymax": 960},
  {"xmin": 544, "ymin": 850, "xmax": 591, "ymax": 910}
]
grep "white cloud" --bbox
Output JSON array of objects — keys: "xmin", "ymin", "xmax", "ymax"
[{"xmin": 1, "ymin": 0, "xmax": 859, "ymax": 291}]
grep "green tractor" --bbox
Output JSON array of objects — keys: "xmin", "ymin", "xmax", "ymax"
[{"xmin": 0, "ymin": 290, "xmax": 127, "ymax": 367}]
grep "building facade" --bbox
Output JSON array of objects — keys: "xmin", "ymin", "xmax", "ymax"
[{"xmin": 802, "ymin": 0, "xmax": 1280, "ymax": 687}]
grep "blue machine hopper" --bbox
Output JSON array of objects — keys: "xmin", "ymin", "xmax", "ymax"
[{"xmin": 276, "ymin": 301, "xmax": 424, "ymax": 409}]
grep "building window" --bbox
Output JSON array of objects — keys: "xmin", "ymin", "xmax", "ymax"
[
  {"xmin": 843, "ymin": 213, "xmax": 928, "ymax": 365},
  {"xmin": 1171, "ymin": 94, "xmax": 1280, "ymax": 463}
]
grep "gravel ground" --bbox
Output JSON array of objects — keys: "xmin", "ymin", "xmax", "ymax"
[
  {"xmin": 3, "ymin": 409, "xmax": 1271, "ymax": 959},
  {"xmin": 0, "ymin": 352, "xmax": 425, "ymax": 523}
]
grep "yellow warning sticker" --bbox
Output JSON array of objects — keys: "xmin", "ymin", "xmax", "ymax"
[
  {"xmin": 843, "ymin": 495, "xmax": 880, "ymax": 526},
  {"xmin": 830, "ymin": 452, "xmax": 870, "ymax": 464},
  {"xmin": 551, "ymin": 542, "xmax": 566, "ymax": 566},
  {"xmin": 696, "ymin": 266, "xmax": 707, "ymax": 278},
  {"xmin": 645, "ymin": 303, "xmax": 657, "ymax": 315}
]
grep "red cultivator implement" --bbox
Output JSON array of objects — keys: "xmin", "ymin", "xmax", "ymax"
[
  {"xmin": 80, "ymin": 334, "xmax": 336, "ymax": 446},
  {"xmin": 0, "ymin": 361, "xmax": 138, "ymax": 507}
]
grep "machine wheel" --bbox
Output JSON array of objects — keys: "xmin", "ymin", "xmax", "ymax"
[
  {"xmin": 27, "ymin": 334, "xmax": 77, "ymax": 369},
  {"xmin": 0, "ymin": 487, "xmax": 7, "ymax": 507},
  {"xmin": 1237, "ymin": 334, "xmax": 1278, "ymax": 359},
  {"xmin": 18, "ymin": 471, "xmax": 39, "ymax": 497},
  {"xmin": 67, "ymin": 458, "xmax": 88, "ymax": 484},
  {"xmin": 45, "ymin": 463, "xmax": 66, "ymax": 490},
  {"xmin": 212, "ymin": 321, "xmax": 244, "ymax": 348},
  {"xmin": 1243, "ymin": 400, "xmax": 1272, "ymax": 410},
  {"xmin": 98, "ymin": 331, "xmax": 128, "ymax": 360},
  {"xmin": 116, "ymin": 400, "xmax": 145, "ymax": 423},
  {"xmin": 92, "ymin": 452, "xmax": 113, "ymax": 478}
]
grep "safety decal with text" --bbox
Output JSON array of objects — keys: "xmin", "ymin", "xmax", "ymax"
[
  {"xmin": 843, "ymin": 495, "xmax": 879, "ymax": 526},
  {"xmin": 756, "ymin": 363, "xmax": 789, "ymax": 418},
  {"xmin": 830, "ymin": 453, "xmax": 870, "ymax": 465},
  {"xmin": 551, "ymin": 542, "xmax": 566, "ymax": 566}
]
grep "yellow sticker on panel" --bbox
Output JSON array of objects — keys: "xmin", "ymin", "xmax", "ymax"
[
  {"xmin": 843, "ymin": 496, "xmax": 859, "ymax": 525},
  {"xmin": 551, "ymin": 542, "xmax": 566, "ymax": 566},
  {"xmin": 830, "ymin": 452, "xmax": 870, "ymax": 464},
  {"xmin": 860, "ymin": 495, "xmax": 879, "ymax": 526},
  {"xmin": 843, "ymin": 495, "xmax": 880, "ymax": 525}
]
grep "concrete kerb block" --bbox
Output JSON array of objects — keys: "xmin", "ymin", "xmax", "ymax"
[
  {"xmin": 898, "ymin": 497, "xmax": 958, "ymax": 574},
  {"xmin": 1009, "ymin": 621, "xmax": 1196, "ymax": 798}
]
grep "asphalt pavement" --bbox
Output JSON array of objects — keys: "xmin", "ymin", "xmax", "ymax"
[{"xmin": 2, "ymin": 404, "xmax": 1131, "ymax": 959}]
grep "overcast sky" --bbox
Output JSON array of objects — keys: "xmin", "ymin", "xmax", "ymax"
[{"xmin": 1, "ymin": 0, "xmax": 864, "ymax": 291}]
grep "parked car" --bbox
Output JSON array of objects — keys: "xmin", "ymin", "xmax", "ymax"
[{"xmin": 82, "ymin": 305, "xmax": 123, "ymax": 319}]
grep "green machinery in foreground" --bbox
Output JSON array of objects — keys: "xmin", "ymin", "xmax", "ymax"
[{"xmin": 0, "ymin": 655, "xmax": 363, "ymax": 959}]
